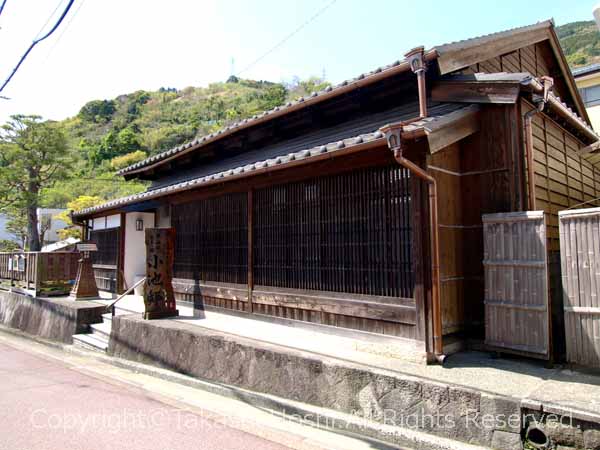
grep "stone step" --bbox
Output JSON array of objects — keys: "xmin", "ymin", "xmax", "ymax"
[
  {"xmin": 90, "ymin": 321, "xmax": 111, "ymax": 339},
  {"xmin": 72, "ymin": 333, "xmax": 108, "ymax": 353}
]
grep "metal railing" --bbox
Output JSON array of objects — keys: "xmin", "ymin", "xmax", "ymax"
[{"xmin": 107, "ymin": 276, "xmax": 146, "ymax": 316}]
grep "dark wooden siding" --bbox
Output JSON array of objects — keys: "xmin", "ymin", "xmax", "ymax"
[
  {"xmin": 463, "ymin": 41, "xmax": 571, "ymax": 106},
  {"xmin": 524, "ymin": 100, "xmax": 600, "ymax": 252},
  {"xmin": 430, "ymin": 105, "xmax": 521, "ymax": 335}
]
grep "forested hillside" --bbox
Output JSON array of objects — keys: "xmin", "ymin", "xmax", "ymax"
[
  {"xmin": 40, "ymin": 77, "xmax": 329, "ymax": 209},
  {"xmin": 556, "ymin": 20, "xmax": 600, "ymax": 67}
]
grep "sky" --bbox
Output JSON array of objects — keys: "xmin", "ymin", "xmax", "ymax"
[{"xmin": 0, "ymin": 0, "xmax": 597, "ymax": 123}]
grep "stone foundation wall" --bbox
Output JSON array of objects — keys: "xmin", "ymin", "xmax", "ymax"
[
  {"xmin": 0, "ymin": 291, "xmax": 105, "ymax": 343},
  {"xmin": 109, "ymin": 315, "xmax": 524, "ymax": 449}
]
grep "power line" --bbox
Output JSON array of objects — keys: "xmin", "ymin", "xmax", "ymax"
[
  {"xmin": 0, "ymin": 0, "xmax": 7, "ymax": 18},
  {"xmin": 44, "ymin": 0, "xmax": 86, "ymax": 61},
  {"xmin": 0, "ymin": 0, "xmax": 75, "ymax": 95},
  {"xmin": 34, "ymin": 0, "xmax": 64, "ymax": 40},
  {"xmin": 236, "ymin": 0, "xmax": 337, "ymax": 76}
]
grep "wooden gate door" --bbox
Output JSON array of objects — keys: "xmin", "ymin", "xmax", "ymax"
[
  {"xmin": 482, "ymin": 211, "xmax": 550, "ymax": 359},
  {"xmin": 559, "ymin": 207, "xmax": 600, "ymax": 368}
]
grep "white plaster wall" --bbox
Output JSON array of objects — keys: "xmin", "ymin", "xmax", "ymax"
[
  {"xmin": 123, "ymin": 212, "xmax": 154, "ymax": 289},
  {"xmin": 156, "ymin": 204, "xmax": 171, "ymax": 228},
  {"xmin": 92, "ymin": 214, "xmax": 121, "ymax": 231}
]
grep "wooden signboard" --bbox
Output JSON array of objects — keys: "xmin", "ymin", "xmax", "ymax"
[
  {"xmin": 143, "ymin": 228, "xmax": 178, "ymax": 320},
  {"xmin": 76, "ymin": 243, "xmax": 98, "ymax": 252}
]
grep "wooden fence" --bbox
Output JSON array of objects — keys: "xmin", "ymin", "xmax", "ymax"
[
  {"xmin": 559, "ymin": 207, "xmax": 600, "ymax": 368},
  {"xmin": 0, "ymin": 252, "xmax": 79, "ymax": 296},
  {"xmin": 483, "ymin": 211, "xmax": 550, "ymax": 359}
]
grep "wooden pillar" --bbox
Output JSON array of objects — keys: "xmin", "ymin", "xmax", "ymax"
[
  {"xmin": 411, "ymin": 155, "xmax": 431, "ymax": 350},
  {"xmin": 118, "ymin": 213, "xmax": 126, "ymax": 293},
  {"xmin": 247, "ymin": 190, "xmax": 254, "ymax": 314}
]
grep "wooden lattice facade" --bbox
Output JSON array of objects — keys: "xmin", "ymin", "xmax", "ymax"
[
  {"xmin": 170, "ymin": 164, "xmax": 419, "ymax": 338},
  {"xmin": 90, "ymin": 227, "xmax": 120, "ymax": 293}
]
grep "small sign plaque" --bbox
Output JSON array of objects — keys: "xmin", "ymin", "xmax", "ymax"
[{"xmin": 77, "ymin": 242, "xmax": 98, "ymax": 252}]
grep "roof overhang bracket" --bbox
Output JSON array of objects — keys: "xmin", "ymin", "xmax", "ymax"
[{"xmin": 432, "ymin": 81, "xmax": 520, "ymax": 104}]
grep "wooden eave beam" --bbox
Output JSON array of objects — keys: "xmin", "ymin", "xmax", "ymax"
[
  {"xmin": 423, "ymin": 107, "xmax": 480, "ymax": 154},
  {"xmin": 435, "ymin": 26, "xmax": 550, "ymax": 75},
  {"xmin": 431, "ymin": 81, "xmax": 520, "ymax": 104}
]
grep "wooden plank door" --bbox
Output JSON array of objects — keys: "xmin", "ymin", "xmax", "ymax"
[
  {"xmin": 559, "ymin": 207, "xmax": 600, "ymax": 368},
  {"xmin": 483, "ymin": 211, "xmax": 550, "ymax": 358}
]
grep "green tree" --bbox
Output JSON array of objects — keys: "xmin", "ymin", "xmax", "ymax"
[
  {"xmin": 110, "ymin": 150, "xmax": 148, "ymax": 171},
  {"xmin": 0, "ymin": 115, "xmax": 70, "ymax": 251},
  {"xmin": 5, "ymin": 209, "xmax": 27, "ymax": 249},
  {"xmin": 55, "ymin": 195, "xmax": 104, "ymax": 240},
  {"xmin": 79, "ymin": 99, "xmax": 116, "ymax": 123},
  {"xmin": 0, "ymin": 239, "xmax": 20, "ymax": 252}
]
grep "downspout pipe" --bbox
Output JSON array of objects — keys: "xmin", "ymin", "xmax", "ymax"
[
  {"xmin": 405, "ymin": 46, "xmax": 428, "ymax": 118},
  {"xmin": 381, "ymin": 124, "xmax": 444, "ymax": 363},
  {"xmin": 381, "ymin": 47, "xmax": 445, "ymax": 364},
  {"xmin": 524, "ymin": 76, "xmax": 553, "ymax": 210}
]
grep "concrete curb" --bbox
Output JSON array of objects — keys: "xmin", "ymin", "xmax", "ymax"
[{"xmin": 61, "ymin": 344, "xmax": 487, "ymax": 450}]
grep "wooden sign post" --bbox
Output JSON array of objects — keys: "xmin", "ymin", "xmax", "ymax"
[
  {"xmin": 70, "ymin": 242, "xmax": 99, "ymax": 300},
  {"xmin": 143, "ymin": 228, "xmax": 178, "ymax": 320}
]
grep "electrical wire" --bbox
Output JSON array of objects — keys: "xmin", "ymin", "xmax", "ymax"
[
  {"xmin": 34, "ymin": 0, "xmax": 64, "ymax": 40},
  {"xmin": 44, "ymin": 0, "xmax": 86, "ymax": 61},
  {"xmin": 0, "ymin": 0, "xmax": 7, "ymax": 18},
  {"xmin": 236, "ymin": 0, "xmax": 336, "ymax": 76},
  {"xmin": 0, "ymin": 0, "xmax": 75, "ymax": 94}
]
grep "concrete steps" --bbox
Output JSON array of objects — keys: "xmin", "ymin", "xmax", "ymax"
[
  {"xmin": 72, "ymin": 304, "xmax": 140, "ymax": 353},
  {"xmin": 72, "ymin": 332, "xmax": 108, "ymax": 352},
  {"xmin": 72, "ymin": 313, "xmax": 114, "ymax": 353}
]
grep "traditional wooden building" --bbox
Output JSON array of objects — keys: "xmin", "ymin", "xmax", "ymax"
[{"xmin": 73, "ymin": 20, "xmax": 600, "ymax": 363}]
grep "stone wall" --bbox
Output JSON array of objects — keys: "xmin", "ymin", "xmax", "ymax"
[
  {"xmin": 523, "ymin": 408, "xmax": 600, "ymax": 450},
  {"xmin": 0, "ymin": 291, "xmax": 105, "ymax": 343},
  {"xmin": 109, "ymin": 315, "xmax": 524, "ymax": 449}
]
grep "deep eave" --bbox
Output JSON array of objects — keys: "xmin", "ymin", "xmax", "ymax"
[{"xmin": 74, "ymin": 104, "xmax": 478, "ymax": 219}]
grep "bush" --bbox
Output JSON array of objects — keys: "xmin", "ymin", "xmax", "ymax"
[{"xmin": 110, "ymin": 150, "xmax": 148, "ymax": 171}]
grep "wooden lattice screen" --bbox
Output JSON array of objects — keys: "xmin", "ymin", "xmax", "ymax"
[
  {"xmin": 172, "ymin": 192, "xmax": 248, "ymax": 283},
  {"xmin": 254, "ymin": 165, "xmax": 413, "ymax": 297},
  {"xmin": 90, "ymin": 228, "xmax": 120, "ymax": 266}
]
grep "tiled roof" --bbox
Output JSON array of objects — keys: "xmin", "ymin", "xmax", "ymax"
[
  {"xmin": 74, "ymin": 103, "xmax": 472, "ymax": 217},
  {"xmin": 118, "ymin": 20, "xmax": 556, "ymax": 177},
  {"xmin": 434, "ymin": 20, "xmax": 552, "ymax": 53},
  {"xmin": 116, "ymin": 56, "xmax": 429, "ymax": 177},
  {"xmin": 573, "ymin": 63, "xmax": 600, "ymax": 77}
]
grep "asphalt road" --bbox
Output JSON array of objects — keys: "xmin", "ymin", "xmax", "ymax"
[{"xmin": 0, "ymin": 341, "xmax": 290, "ymax": 450}]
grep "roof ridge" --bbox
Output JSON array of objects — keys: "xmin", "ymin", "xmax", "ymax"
[{"xmin": 434, "ymin": 19, "xmax": 553, "ymax": 52}]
